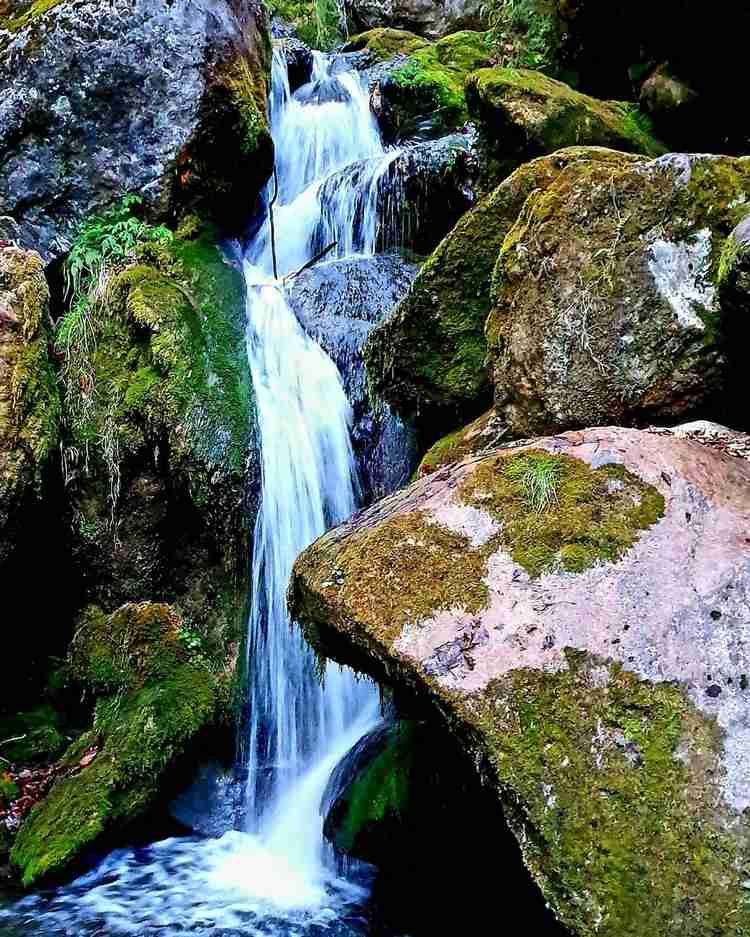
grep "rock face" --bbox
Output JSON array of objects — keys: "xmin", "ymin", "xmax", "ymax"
[
  {"xmin": 0, "ymin": 247, "xmax": 63, "ymax": 703},
  {"xmin": 345, "ymin": 0, "xmax": 486, "ymax": 40},
  {"xmin": 286, "ymin": 254, "xmax": 418, "ymax": 501},
  {"xmin": 466, "ymin": 67, "xmax": 664, "ymax": 178},
  {"xmin": 0, "ymin": 0, "xmax": 273, "ymax": 261},
  {"xmin": 62, "ymin": 222, "xmax": 258, "ymax": 659},
  {"xmin": 291, "ymin": 425, "xmax": 750, "ymax": 937},
  {"xmin": 0, "ymin": 246, "xmax": 59, "ymax": 565},
  {"xmin": 489, "ymin": 153, "xmax": 750, "ymax": 437},
  {"xmin": 366, "ymin": 147, "xmax": 641, "ymax": 435},
  {"xmin": 11, "ymin": 602, "xmax": 222, "ymax": 886}
]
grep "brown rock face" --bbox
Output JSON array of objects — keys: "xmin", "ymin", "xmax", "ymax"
[
  {"xmin": 487, "ymin": 153, "xmax": 750, "ymax": 436},
  {"xmin": 291, "ymin": 425, "xmax": 750, "ymax": 937}
]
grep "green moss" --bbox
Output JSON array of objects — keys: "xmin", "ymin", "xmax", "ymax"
[
  {"xmin": 466, "ymin": 67, "xmax": 665, "ymax": 164},
  {"xmin": 328, "ymin": 722, "xmax": 418, "ymax": 855},
  {"xmin": 0, "ymin": 0, "xmax": 63, "ymax": 33},
  {"xmin": 465, "ymin": 652, "xmax": 750, "ymax": 935},
  {"xmin": 484, "ymin": 0, "xmax": 561, "ymax": 72},
  {"xmin": 11, "ymin": 603, "xmax": 218, "ymax": 886},
  {"xmin": 266, "ymin": 0, "xmax": 342, "ymax": 49},
  {"xmin": 344, "ymin": 27, "xmax": 428, "ymax": 60},
  {"xmin": 0, "ymin": 705, "xmax": 67, "ymax": 765},
  {"xmin": 386, "ymin": 30, "xmax": 494, "ymax": 136},
  {"xmin": 297, "ymin": 512, "xmax": 491, "ymax": 650},
  {"xmin": 417, "ymin": 409, "xmax": 507, "ymax": 478},
  {"xmin": 460, "ymin": 450, "xmax": 664, "ymax": 577}
]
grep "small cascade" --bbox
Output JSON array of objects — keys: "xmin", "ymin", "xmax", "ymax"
[{"xmin": 0, "ymin": 46, "xmax": 410, "ymax": 937}]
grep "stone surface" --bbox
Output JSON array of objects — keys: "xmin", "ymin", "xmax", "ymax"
[
  {"xmin": 291, "ymin": 424, "xmax": 750, "ymax": 937},
  {"xmin": 365, "ymin": 147, "xmax": 640, "ymax": 435},
  {"xmin": 0, "ymin": 246, "xmax": 59, "ymax": 564},
  {"xmin": 344, "ymin": 0, "xmax": 486, "ymax": 40},
  {"xmin": 0, "ymin": 0, "xmax": 273, "ymax": 261},
  {"xmin": 488, "ymin": 153, "xmax": 750, "ymax": 437},
  {"xmin": 286, "ymin": 253, "xmax": 419, "ymax": 501}
]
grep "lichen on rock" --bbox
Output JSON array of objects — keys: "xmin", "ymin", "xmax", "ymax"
[
  {"xmin": 488, "ymin": 153, "xmax": 750, "ymax": 437},
  {"xmin": 291, "ymin": 426, "xmax": 750, "ymax": 937}
]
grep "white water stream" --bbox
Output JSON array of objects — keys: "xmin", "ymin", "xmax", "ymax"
[{"xmin": 0, "ymin": 50, "xmax": 405, "ymax": 937}]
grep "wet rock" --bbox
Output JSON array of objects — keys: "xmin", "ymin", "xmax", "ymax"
[
  {"xmin": 285, "ymin": 254, "xmax": 419, "ymax": 500},
  {"xmin": 488, "ymin": 152, "xmax": 750, "ymax": 437},
  {"xmin": 291, "ymin": 425, "xmax": 750, "ymax": 937},
  {"xmin": 344, "ymin": 0, "xmax": 487, "ymax": 40},
  {"xmin": 0, "ymin": 0, "xmax": 274, "ymax": 261},
  {"xmin": 275, "ymin": 36, "xmax": 314, "ymax": 91}
]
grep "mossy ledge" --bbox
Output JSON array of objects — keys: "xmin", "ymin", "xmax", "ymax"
[{"xmin": 10, "ymin": 603, "xmax": 220, "ymax": 887}]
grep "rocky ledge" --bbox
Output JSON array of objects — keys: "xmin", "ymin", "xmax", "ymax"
[{"xmin": 290, "ymin": 424, "xmax": 750, "ymax": 937}]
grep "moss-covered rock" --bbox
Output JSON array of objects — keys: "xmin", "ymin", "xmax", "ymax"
[
  {"xmin": 291, "ymin": 425, "xmax": 750, "ymax": 937},
  {"xmin": 466, "ymin": 66, "xmax": 664, "ymax": 180},
  {"xmin": 350, "ymin": 29, "xmax": 493, "ymax": 140},
  {"xmin": 365, "ymin": 147, "xmax": 640, "ymax": 437},
  {"xmin": 488, "ymin": 152, "xmax": 750, "ymax": 437},
  {"xmin": 59, "ymin": 219, "xmax": 257, "ymax": 692},
  {"xmin": 416, "ymin": 408, "xmax": 507, "ymax": 477},
  {"xmin": 10, "ymin": 603, "xmax": 220, "ymax": 886}
]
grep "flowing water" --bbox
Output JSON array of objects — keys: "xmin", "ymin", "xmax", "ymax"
[{"xmin": 0, "ymin": 50, "xmax": 407, "ymax": 936}]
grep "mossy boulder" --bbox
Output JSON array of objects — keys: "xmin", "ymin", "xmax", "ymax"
[
  {"xmin": 365, "ymin": 147, "xmax": 640, "ymax": 436},
  {"xmin": 349, "ymin": 29, "xmax": 493, "ymax": 140},
  {"xmin": 291, "ymin": 425, "xmax": 750, "ymax": 937},
  {"xmin": 10, "ymin": 603, "xmax": 220, "ymax": 886},
  {"xmin": 488, "ymin": 152, "xmax": 750, "ymax": 437},
  {"xmin": 465, "ymin": 67, "xmax": 664, "ymax": 179},
  {"xmin": 0, "ymin": 0, "xmax": 273, "ymax": 260},
  {"xmin": 61, "ymin": 221, "xmax": 257, "ymax": 681}
]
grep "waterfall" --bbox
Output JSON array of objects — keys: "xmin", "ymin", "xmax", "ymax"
[
  {"xmin": 0, "ymin": 48, "xmax": 404, "ymax": 937},
  {"xmin": 241, "ymin": 48, "xmax": 387, "ymax": 862}
]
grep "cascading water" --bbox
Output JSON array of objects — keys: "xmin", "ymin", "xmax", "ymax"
[{"xmin": 0, "ymin": 48, "xmax": 405, "ymax": 937}]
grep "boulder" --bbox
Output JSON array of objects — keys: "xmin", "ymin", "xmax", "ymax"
[
  {"xmin": 10, "ymin": 603, "xmax": 221, "ymax": 886},
  {"xmin": 347, "ymin": 28, "xmax": 493, "ymax": 140},
  {"xmin": 488, "ymin": 153, "xmax": 750, "ymax": 437},
  {"xmin": 365, "ymin": 147, "xmax": 640, "ymax": 435},
  {"xmin": 345, "ymin": 0, "xmax": 486, "ymax": 40},
  {"xmin": 291, "ymin": 425, "xmax": 750, "ymax": 937},
  {"xmin": 0, "ymin": 0, "xmax": 274, "ymax": 261},
  {"xmin": 465, "ymin": 67, "xmax": 664, "ymax": 178},
  {"xmin": 285, "ymin": 254, "xmax": 419, "ymax": 501}
]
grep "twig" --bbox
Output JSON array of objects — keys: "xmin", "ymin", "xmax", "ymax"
[
  {"xmin": 0, "ymin": 734, "xmax": 26, "ymax": 748},
  {"xmin": 282, "ymin": 242, "xmax": 338, "ymax": 285},
  {"xmin": 269, "ymin": 165, "xmax": 280, "ymax": 281}
]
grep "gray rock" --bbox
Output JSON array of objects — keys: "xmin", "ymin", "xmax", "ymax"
[
  {"xmin": 0, "ymin": 0, "xmax": 273, "ymax": 262},
  {"xmin": 344, "ymin": 0, "xmax": 486, "ymax": 40},
  {"xmin": 285, "ymin": 253, "xmax": 419, "ymax": 500}
]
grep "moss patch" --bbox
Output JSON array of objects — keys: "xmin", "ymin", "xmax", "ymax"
[
  {"xmin": 0, "ymin": 0, "xmax": 64, "ymax": 34},
  {"xmin": 459, "ymin": 450, "xmax": 664, "ymax": 577},
  {"xmin": 297, "ymin": 512, "xmax": 491, "ymax": 650},
  {"xmin": 465, "ymin": 652, "xmax": 750, "ymax": 935},
  {"xmin": 10, "ymin": 603, "xmax": 218, "ymax": 887},
  {"xmin": 388, "ymin": 30, "xmax": 494, "ymax": 136},
  {"xmin": 344, "ymin": 27, "xmax": 428, "ymax": 60}
]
